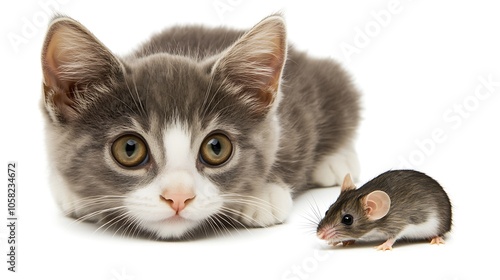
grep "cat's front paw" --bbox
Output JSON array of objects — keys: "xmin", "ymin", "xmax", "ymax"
[
  {"xmin": 239, "ymin": 183, "xmax": 293, "ymax": 227},
  {"xmin": 312, "ymin": 143, "xmax": 360, "ymax": 187}
]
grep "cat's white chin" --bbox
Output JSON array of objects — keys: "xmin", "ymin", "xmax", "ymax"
[
  {"xmin": 125, "ymin": 199, "xmax": 221, "ymax": 239},
  {"xmin": 123, "ymin": 185, "xmax": 223, "ymax": 239},
  {"xmin": 143, "ymin": 216, "xmax": 202, "ymax": 239}
]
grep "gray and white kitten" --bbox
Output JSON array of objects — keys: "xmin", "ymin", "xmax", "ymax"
[{"xmin": 41, "ymin": 14, "xmax": 361, "ymax": 239}]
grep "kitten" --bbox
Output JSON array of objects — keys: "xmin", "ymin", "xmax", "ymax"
[{"xmin": 41, "ymin": 14, "xmax": 361, "ymax": 239}]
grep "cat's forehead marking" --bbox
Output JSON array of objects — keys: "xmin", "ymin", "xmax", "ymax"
[{"xmin": 163, "ymin": 122, "xmax": 195, "ymax": 171}]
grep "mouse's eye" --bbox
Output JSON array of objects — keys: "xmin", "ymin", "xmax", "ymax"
[{"xmin": 341, "ymin": 214, "xmax": 354, "ymax": 225}]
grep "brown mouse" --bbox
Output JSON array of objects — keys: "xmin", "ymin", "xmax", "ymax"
[{"xmin": 316, "ymin": 170, "xmax": 452, "ymax": 250}]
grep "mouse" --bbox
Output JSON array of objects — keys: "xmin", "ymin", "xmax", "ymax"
[{"xmin": 316, "ymin": 170, "xmax": 452, "ymax": 250}]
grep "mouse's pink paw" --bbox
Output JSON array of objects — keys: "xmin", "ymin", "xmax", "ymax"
[
  {"xmin": 430, "ymin": 236, "xmax": 445, "ymax": 245},
  {"xmin": 375, "ymin": 244, "xmax": 392, "ymax": 251},
  {"xmin": 342, "ymin": 240, "xmax": 356, "ymax": 247},
  {"xmin": 376, "ymin": 238, "xmax": 395, "ymax": 251},
  {"xmin": 328, "ymin": 240, "xmax": 341, "ymax": 246}
]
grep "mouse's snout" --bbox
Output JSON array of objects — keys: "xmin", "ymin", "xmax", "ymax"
[{"xmin": 317, "ymin": 226, "xmax": 337, "ymax": 240}]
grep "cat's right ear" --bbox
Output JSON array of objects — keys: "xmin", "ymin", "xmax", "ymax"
[
  {"xmin": 212, "ymin": 15, "xmax": 287, "ymax": 116},
  {"xmin": 41, "ymin": 16, "xmax": 123, "ymax": 122}
]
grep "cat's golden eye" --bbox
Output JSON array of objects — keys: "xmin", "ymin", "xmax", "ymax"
[
  {"xmin": 199, "ymin": 133, "xmax": 233, "ymax": 166},
  {"xmin": 111, "ymin": 134, "xmax": 149, "ymax": 168}
]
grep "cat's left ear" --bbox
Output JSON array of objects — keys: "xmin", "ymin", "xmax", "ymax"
[
  {"xmin": 212, "ymin": 15, "xmax": 287, "ymax": 115},
  {"xmin": 41, "ymin": 16, "xmax": 124, "ymax": 122}
]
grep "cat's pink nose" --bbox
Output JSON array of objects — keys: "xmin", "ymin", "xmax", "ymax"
[{"xmin": 160, "ymin": 190, "xmax": 196, "ymax": 213}]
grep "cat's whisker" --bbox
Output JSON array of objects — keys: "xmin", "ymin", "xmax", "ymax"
[
  {"xmin": 208, "ymin": 215, "xmax": 232, "ymax": 238},
  {"xmin": 115, "ymin": 215, "xmax": 132, "ymax": 238},
  {"xmin": 73, "ymin": 212, "xmax": 102, "ymax": 224},
  {"xmin": 220, "ymin": 193, "xmax": 283, "ymax": 210},
  {"xmin": 63, "ymin": 195, "xmax": 127, "ymax": 213},
  {"xmin": 122, "ymin": 216, "xmax": 142, "ymax": 239},
  {"xmin": 221, "ymin": 198, "xmax": 286, "ymax": 226},
  {"xmin": 214, "ymin": 212, "xmax": 239, "ymax": 232},
  {"xmin": 223, "ymin": 198, "xmax": 278, "ymax": 216},
  {"xmin": 205, "ymin": 215, "xmax": 222, "ymax": 237},
  {"xmin": 65, "ymin": 196, "xmax": 127, "ymax": 224},
  {"xmin": 184, "ymin": 225, "xmax": 198, "ymax": 241},
  {"xmin": 210, "ymin": 102, "xmax": 248, "ymax": 116},
  {"xmin": 119, "ymin": 217, "xmax": 135, "ymax": 239},
  {"xmin": 132, "ymin": 78, "xmax": 148, "ymax": 118},
  {"xmin": 212, "ymin": 212, "xmax": 244, "ymax": 238},
  {"xmin": 107, "ymin": 93, "xmax": 136, "ymax": 116},
  {"xmin": 120, "ymin": 213, "xmax": 141, "ymax": 239},
  {"xmin": 201, "ymin": 76, "xmax": 227, "ymax": 118},
  {"xmin": 64, "ymin": 199, "xmax": 124, "ymax": 213},
  {"xmin": 219, "ymin": 206, "xmax": 268, "ymax": 228},
  {"xmin": 71, "ymin": 205, "xmax": 126, "ymax": 224},
  {"xmin": 103, "ymin": 214, "xmax": 129, "ymax": 238},
  {"xmin": 204, "ymin": 89, "xmax": 232, "ymax": 118},
  {"xmin": 124, "ymin": 77, "xmax": 147, "ymax": 118},
  {"xmin": 199, "ymin": 218, "xmax": 211, "ymax": 238},
  {"xmin": 222, "ymin": 197, "xmax": 274, "ymax": 209},
  {"xmin": 111, "ymin": 212, "xmax": 136, "ymax": 237},
  {"xmin": 201, "ymin": 74, "xmax": 222, "ymax": 118},
  {"xmin": 128, "ymin": 216, "xmax": 145, "ymax": 239},
  {"xmin": 220, "ymin": 194, "xmax": 287, "ymax": 217},
  {"xmin": 63, "ymin": 194, "xmax": 127, "ymax": 205},
  {"xmin": 215, "ymin": 210, "xmax": 252, "ymax": 234},
  {"xmin": 148, "ymin": 226, "xmax": 159, "ymax": 241},
  {"xmin": 71, "ymin": 212, "xmax": 101, "ymax": 224},
  {"xmin": 200, "ymin": 66, "xmax": 217, "ymax": 118},
  {"xmin": 209, "ymin": 215, "xmax": 231, "ymax": 237},
  {"xmin": 94, "ymin": 209, "xmax": 129, "ymax": 234}
]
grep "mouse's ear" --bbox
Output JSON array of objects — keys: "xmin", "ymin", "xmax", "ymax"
[
  {"xmin": 341, "ymin": 173, "xmax": 356, "ymax": 192},
  {"xmin": 362, "ymin": 190, "xmax": 391, "ymax": 220}
]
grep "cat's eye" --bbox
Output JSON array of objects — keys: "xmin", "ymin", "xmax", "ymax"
[
  {"xmin": 199, "ymin": 133, "xmax": 233, "ymax": 167},
  {"xmin": 341, "ymin": 214, "xmax": 354, "ymax": 226},
  {"xmin": 111, "ymin": 134, "xmax": 149, "ymax": 168}
]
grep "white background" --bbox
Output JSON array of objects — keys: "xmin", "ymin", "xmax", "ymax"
[{"xmin": 1, "ymin": 1, "xmax": 500, "ymax": 279}]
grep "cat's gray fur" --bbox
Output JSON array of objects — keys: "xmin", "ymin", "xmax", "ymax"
[{"xmin": 41, "ymin": 14, "xmax": 361, "ymax": 239}]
